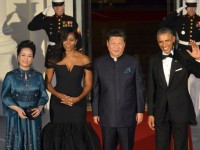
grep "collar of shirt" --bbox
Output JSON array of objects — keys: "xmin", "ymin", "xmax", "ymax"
[
  {"xmin": 185, "ymin": 14, "xmax": 197, "ymax": 19},
  {"xmin": 110, "ymin": 55, "xmax": 117, "ymax": 61},
  {"xmin": 162, "ymin": 51, "xmax": 173, "ymax": 86},
  {"xmin": 162, "ymin": 49, "xmax": 174, "ymax": 56},
  {"xmin": 109, "ymin": 53, "xmax": 124, "ymax": 62}
]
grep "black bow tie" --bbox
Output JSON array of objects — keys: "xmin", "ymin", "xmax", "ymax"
[{"xmin": 162, "ymin": 53, "xmax": 173, "ymax": 59}]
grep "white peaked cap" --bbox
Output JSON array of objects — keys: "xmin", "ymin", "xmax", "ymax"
[
  {"xmin": 52, "ymin": 0, "xmax": 64, "ymax": 2},
  {"xmin": 185, "ymin": 0, "xmax": 197, "ymax": 3}
]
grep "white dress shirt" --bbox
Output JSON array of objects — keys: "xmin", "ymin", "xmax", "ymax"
[{"xmin": 162, "ymin": 51, "xmax": 173, "ymax": 86}]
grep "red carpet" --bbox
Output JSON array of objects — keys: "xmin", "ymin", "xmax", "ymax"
[{"xmin": 87, "ymin": 112, "xmax": 193, "ymax": 150}]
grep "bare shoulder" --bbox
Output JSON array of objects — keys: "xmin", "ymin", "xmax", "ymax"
[{"xmin": 75, "ymin": 51, "xmax": 91, "ymax": 65}]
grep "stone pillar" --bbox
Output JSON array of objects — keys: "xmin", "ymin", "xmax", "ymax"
[{"xmin": 0, "ymin": 0, "xmax": 17, "ymax": 116}]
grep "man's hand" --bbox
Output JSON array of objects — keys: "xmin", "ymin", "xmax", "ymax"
[
  {"xmin": 136, "ymin": 113, "xmax": 143, "ymax": 124},
  {"xmin": 187, "ymin": 40, "xmax": 200, "ymax": 61},
  {"xmin": 46, "ymin": 6, "xmax": 55, "ymax": 16},
  {"xmin": 42, "ymin": 5, "xmax": 55, "ymax": 16},
  {"xmin": 148, "ymin": 115, "xmax": 155, "ymax": 130},
  {"xmin": 93, "ymin": 116, "xmax": 100, "ymax": 125},
  {"xmin": 176, "ymin": 6, "xmax": 185, "ymax": 13}
]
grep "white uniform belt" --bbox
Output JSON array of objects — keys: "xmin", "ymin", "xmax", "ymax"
[
  {"xmin": 179, "ymin": 40, "xmax": 200, "ymax": 46},
  {"xmin": 48, "ymin": 41, "xmax": 56, "ymax": 46}
]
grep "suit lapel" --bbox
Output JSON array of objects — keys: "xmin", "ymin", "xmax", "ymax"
[
  {"xmin": 157, "ymin": 54, "xmax": 168, "ymax": 87},
  {"xmin": 168, "ymin": 58, "xmax": 179, "ymax": 86}
]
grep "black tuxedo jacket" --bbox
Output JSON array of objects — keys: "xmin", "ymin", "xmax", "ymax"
[
  {"xmin": 92, "ymin": 54, "xmax": 145, "ymax": 127},
  {"xmin": 147, "ymin": 49, "xmax": 200, "ymax": 123}
]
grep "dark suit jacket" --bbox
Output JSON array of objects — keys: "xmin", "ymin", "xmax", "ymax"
[
  {"xmin": 147, "ymin": 49, "xmax": 200, "ymax": 123},
  {"xmin": 92, "ymin": 54, "xmax": 145, "ymax": 127}
]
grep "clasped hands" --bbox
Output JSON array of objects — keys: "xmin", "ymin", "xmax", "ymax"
[
  {"xmin": 61, "ymin": 95, "xmax": 78, "ymax": 106},
  {"xmin": 16, "ymin": 106, "xmax": 42, "ymax": 119}
]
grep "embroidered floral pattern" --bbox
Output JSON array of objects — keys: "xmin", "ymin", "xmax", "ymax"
[
  {"xmin": 5, "ymin": 125, "xmax": 41, "ymax": 150},
  {"xmin": 5, "ymin": 127, "xmax": 17, "ymax": 150}
]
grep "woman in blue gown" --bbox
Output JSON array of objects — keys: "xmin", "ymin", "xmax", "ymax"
[
  {"xmin": 1, "ymin": 40, "xmax": 48, "ymax": 150},
  {"xmin": 41, "ymin": 28, "xmax": 100, "ymax": 150}
]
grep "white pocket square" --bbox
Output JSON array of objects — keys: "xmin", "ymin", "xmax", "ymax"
[{"xmin": 175, "ymin": 68, "xmax": 182, "ymax": 72}]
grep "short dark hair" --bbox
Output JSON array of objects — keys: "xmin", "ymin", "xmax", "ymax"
[
  {"xmin": 106, "ymin": 29, "xmax": 126, "ymax": 42},
  {"xmin": 17, "ymin": 40, "xmax": 36, "ymax": 57},
  {"xmin": 157, "ymin": 27, "xmax": 175, "ymax": 37}
]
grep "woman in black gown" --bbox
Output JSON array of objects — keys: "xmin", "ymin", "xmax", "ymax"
[{"xmin": 41, "ymin": 28, "xmax": 100, "ymax": 150}]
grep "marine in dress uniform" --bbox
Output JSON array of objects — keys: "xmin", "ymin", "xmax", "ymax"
[
  {"xmin": 160, "ymin": 0, "xmax": 200, "ymax": 53},
  {"xmin": 160, "ymin": 0, "xmax": 200, "ymax": 124},
  {"xmin": 28, "ymin": 0, "xmax": 82, "ymax": 68}
]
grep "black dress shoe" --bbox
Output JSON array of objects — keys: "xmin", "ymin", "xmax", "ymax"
[{"xmin": 189, "ymin": 119, "xmax": 197, "ymax": 126}]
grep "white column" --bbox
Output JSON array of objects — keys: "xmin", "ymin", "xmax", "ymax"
[
  {"xmin": 0, "ymin": 0, "xmax": 17, "ymax": 116},
  {"xmin": 196, "ymin": 0, "xmax": 200, "ymax": 17},
  {"xmin": 65, "ymin": 0, "xmax": 73, "ymax": 16}
]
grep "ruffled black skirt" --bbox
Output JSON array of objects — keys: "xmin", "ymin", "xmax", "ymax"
[{"xmin": 41, "ymin": 122, "xmax": 101, "ymax": 150}]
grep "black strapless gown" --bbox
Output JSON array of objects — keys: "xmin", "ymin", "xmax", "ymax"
[{"xmin": 41, "ymin": 65, "xmax": 100, "ymax": 150}]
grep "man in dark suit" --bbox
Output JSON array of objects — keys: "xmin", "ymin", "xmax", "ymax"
[
  {"xmin": 92, "ymin": 29, "xmax": 146, "ymax": 150},
  {"xmin": 147, "ymin": 27, "xmax": 200, "ymax": 150}
]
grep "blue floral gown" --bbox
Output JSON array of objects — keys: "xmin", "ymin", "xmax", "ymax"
[{"xmin": 1, "ymin": 68, "xmax": 48, "ymax": 150}]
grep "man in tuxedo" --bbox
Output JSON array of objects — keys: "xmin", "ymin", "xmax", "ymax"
[
  {"xmin": 92, "ymin": 29, "xmax": 146, "ymax": 150},
  {"xmin": 160, "ymin": 0, "xmax": 200, "ymax": 123},
  {"xmin": 147, "ymin": 27, "xmax": 200, "ymax": 150}
]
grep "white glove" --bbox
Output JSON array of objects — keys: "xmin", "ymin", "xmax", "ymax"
[
  {"xmin": 42, "ymin": 5, "xmax": 54, "ymax": 16},
  {"xmin": 176, "ymin": 6, "xmax": 185, "ymax": 13},
  {"xmin": 46, "ymin": 7, "xmax": 55, "ymax": 16}
]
